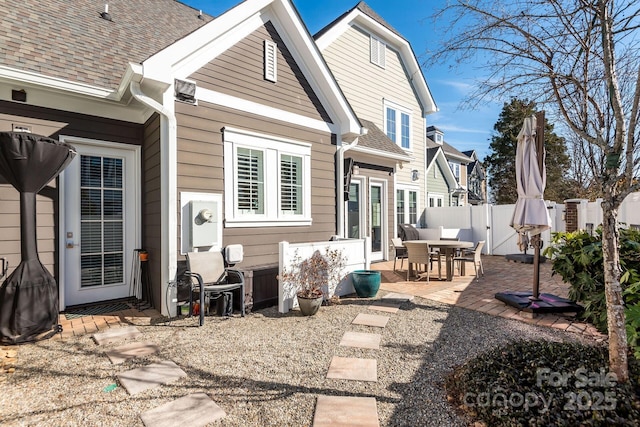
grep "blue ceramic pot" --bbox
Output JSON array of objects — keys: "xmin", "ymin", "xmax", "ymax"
[{"xmin": 351, "ymin": 270, "xmax": 381, "ymax": 298}]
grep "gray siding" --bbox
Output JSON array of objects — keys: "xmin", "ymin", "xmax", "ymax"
[
  {"xmin": 192, "ymin": 21, "xmax": 331, "ymax": 123},
  {"xmin": 175, "ymin": 100, "xmax": 336, "ymax": 268},
  {"xmin": 142, "ymin": 113, "xmax": 162, "ymax": 310}
]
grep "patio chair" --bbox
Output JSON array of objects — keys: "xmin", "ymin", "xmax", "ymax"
[
  {"xmin": 404, "ymin": 242, "xmax": 441, "ymax": 281},
  {"xmin": 453, "ymin": 240, "xmax": 485, "ymax": 280},
  {"xmin": 391, "ymin": 238, "xmax": 408, "ymax": 272},
  {"xmin": 185, "ymin": 251, "xmax": 245, "ymax": 326}
]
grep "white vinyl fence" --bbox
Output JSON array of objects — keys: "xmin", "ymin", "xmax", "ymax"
[
  {"xmin": 424, "ymin": 202, "xmax": 565, "ymax": 256},
  {"xmin": 278, "ymin": 238, "xmax": 370, "ymax": 313},
  {"xmin": 575, "ymin": 193, "xmax": 640, "ymax": 231}
]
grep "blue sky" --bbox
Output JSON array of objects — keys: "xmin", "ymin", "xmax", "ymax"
[{"xmin": 184, "ymin": 0, "xmax": 502, "ymax": 160}]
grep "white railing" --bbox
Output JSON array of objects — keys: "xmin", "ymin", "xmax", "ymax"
[{"xmin": 278, "ymin": 238, "xmax": 370, "ymax": 313}]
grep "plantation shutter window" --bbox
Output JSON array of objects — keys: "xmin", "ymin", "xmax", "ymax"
[
  {"xmin": 370, "ymin": 35, "xmax": 386, "ymax": 68},
  {"xmin": 264, "ymin": 40, "xmax": 278, "ymax": 82},
  {"xmin": 223, "ymin": 128, "xmax": 312, "ymax": 227},
  {"xmin": 237, "ymin": 148, "xmax": 264, "ymax": 214},
  {"xmin": 280, "ymin": 154, "xmax": 302, "ymax": 215}
]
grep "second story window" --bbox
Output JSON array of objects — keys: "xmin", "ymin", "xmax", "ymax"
[
  {"xmin": 384, "ymin": 100, "xmax": 412, "ymax": 150},
  {"xmin": 449, "ymin": 161, "xmax": 460, "ymax": 182}
]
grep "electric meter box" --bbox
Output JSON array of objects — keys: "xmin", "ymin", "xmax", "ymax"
[{"xmin": 190, "ymin": 200, "xmax": 219, "ymax": 248}]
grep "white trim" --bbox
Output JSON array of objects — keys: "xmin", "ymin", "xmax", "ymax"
[
  {"xmin": 196, "ymin": 87, "xmax": 335, "ymax": 134},
  {"xmin": 0, "ymin": 66, "xmax": 115, "ymax": 98},
  {"xmin": 350, "ymin": 144, "xmax": 411, "ymax": 162},
  {"xmin": 223, "ymin": 127, "xmax": 312, "ymax": 227},
  {"xmin": 383, "ymin": 99, "xmax": 413, "ymax": 151},
  {"xmin": 369, "ymin": 178, "xmax": 388, "ymax": 261},
  {"xmin": 428, "ymin": 193, "xmax": 445, "ymax": 208},
  {"xmin": 396, "ymin": 183, "xmax": 421, "ymax": 227},
  {"xmin": 57, "ymin": 136, "xmax": 141, "ymax": 309},
  {"xmin": 344, "ymin": 176, "xmax": 366, "ymax": 238}
]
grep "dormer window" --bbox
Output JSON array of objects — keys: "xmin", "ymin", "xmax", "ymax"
[
  {"xmin": 264, "ymin": 40, "xmax": 277, "ymax": 82},
  {"xmin": 370, "ymin": 35, "xmax": 386, "ymax": 68},
  {"xmin": 435, "ymin": 133, "xmax": 443, "ymax": 143}
]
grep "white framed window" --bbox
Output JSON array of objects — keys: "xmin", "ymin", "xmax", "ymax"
[
  {"xmin": 384, "ymin": 100, "xmax": 412, "ymax": 150},
  {"xmin": 428, "ymin": 194, "xmax": 444, "ymax": 208},
  {"xmin": 396, "ymin": 186, "xmax": 419, "ymax": 226},
  {"xmin": 449, "ymin": 161, "xmax": 460, "ymax": 182},
  {"xmin": 224, "ymin": 127, "xmax": 311, "ymax": 227},
  {"xmin": 370, "ymin": 35, "xmax": 386, "ymax": 68},
  {"xmin": 264, "ymin": 40, "xmax": 277, "ymax": 82}
]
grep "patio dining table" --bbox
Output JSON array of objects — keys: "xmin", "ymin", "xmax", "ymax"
[{"xmin": 405, "ymin": 240, "xmax": 474, "ymax": 281}]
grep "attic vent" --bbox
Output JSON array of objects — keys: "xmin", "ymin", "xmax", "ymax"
[
  {"xmin": 175, "ymin": 79, "xmax": 197, "ymax": 104},
  {"xmin": 100, "ymin": 4, "xmax": 112, "ymax": 21},
  {"xmin": 370, "ymin": 35, "xmax": 386, "ymax": 68},
  {"xmin": 264, "ymin": 40, "xmax": 277, "ymax": 83}
]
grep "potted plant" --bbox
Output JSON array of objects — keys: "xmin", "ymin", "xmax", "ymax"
[{"xmin": 280, "ymin": 247, "xmax": 347, "ymax": 316}]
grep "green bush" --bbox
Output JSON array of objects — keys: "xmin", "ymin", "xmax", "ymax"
[
  {"xmin": 544, "ymin": 227, "xmax": 640, "ymax": 358},
  {"xmin": 446, "ymin": 340, "xmax": 640, "ymax": 426}
]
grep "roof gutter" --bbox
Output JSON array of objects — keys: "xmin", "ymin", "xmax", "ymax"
[
  {"xmin": 336, "ymin": 127, "xmax": 366, "ymax": 238},
  {"xmin": 129, "ymin": 77, "xmax": 178, "ymax": 317}
]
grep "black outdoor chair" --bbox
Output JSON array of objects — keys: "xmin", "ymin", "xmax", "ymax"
[{"xmin": 185, "ymin": 251, "xmax": 245, "ymax": 326}]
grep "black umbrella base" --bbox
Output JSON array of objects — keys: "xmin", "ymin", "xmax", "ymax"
[
  {"xmin": 495, "ymin": 291, "xmax": 583, "ymax": 314},
  {"xmin": 505, "ymin": 253, "xmax": 547, "ymax": 264}
]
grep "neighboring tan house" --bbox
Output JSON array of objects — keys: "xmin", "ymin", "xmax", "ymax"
[
  {"xmin": 315, "ymin": 2, "xmax": 437, "ymax": 260},
  {"xmin": 0, "ymin": 0, "xmax": 362, "ymax": 316},
  {"xmin": 426, "ymin": 126, "xmax": 471, "ymax": 206},
  {"xmin": 462, "ymin": 149, "xmax": 487, "ymax": 205}
]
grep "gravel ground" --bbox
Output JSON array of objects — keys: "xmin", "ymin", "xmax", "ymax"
[{"xmin": 0, "ymin": 296, "xmax": 596, "ymax": 426}]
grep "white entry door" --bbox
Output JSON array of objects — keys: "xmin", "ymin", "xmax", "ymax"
[{"xmin": 62, "ymin": 141, "xmax": 139, "ymax": 307}]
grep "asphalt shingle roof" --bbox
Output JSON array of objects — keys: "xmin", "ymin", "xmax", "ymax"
[{"xmin": 1, "ymin": 0, "xmax": 213, "ymax": 90}]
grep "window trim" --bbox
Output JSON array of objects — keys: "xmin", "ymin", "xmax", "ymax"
[
  {"xmin": 383, "ymin": 100, "xmax": 412, "ymax": 150},
  {"xmin": 396, "ymin": 185, "xmax": 420, "ymax": 226},
  {"xmin": 223, "ymin": 127, "xmax": 312, "ymax": 227},
  {"xmin": 428, "ymin": 193, "xmax": 444, "ymax": 208}
]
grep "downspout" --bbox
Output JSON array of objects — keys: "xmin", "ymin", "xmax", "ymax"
[
  {"xmin": 130, "ymin": 80, "xmax": 178, "ymax": 317},
  {"xmin": 336, "ymin": 134, "xmax": 361, "ymax": 238}
]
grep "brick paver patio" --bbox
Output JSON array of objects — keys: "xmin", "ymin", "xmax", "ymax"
[{"xmin": 371, "ymin": 254, "xmax": 605, "ymax": 340}]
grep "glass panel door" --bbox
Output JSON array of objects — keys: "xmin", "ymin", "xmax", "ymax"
[
  {"xmin": 347, "ymin": 182, "xmax": 361, "ymax": 238},
  {"xmin": 80, "ymin": 155, "xmax": 124, "ymax": 288},
  {"xmin": 370, "ymin": 184, "xmax": 382, "ymax": 253}
]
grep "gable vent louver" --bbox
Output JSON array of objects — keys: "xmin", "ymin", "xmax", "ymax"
[
  {"xmin": 175, "ymin": 79, "xmax": 197, "ymax": 104},
  {"xmin": 264, "ymin": 40, "xmax": 277, "ymax": 83}
]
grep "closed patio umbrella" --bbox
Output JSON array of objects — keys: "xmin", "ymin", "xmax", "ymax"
[
  {"xmin": 510, "ymin": 113, "xmax": 551, "ymax": 251},
  {"xmin": 496, "ymin": 113, "xmax": 581, "ymax": 314},
  {"xmin": 0, "ymin": 132, "xmax": 76, "ymax": 343}
]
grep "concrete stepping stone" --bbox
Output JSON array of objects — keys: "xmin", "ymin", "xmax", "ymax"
[
  {"xmin": 352, "ymin": 313, "xmax": 389, "ymax": 328},
  {"xmin": 381, "ymin": 292, "xmax": 414, "ymax": 302},
  {"xmin": 117, "ymin": 360, "xmax": 187, "ymax": 395},
  {"xmin": 105, "ymin": 341, "xmax": 159, "ymax": 364},
  {"xmin": 326, "ymin": 356, "xmax": 377, "ymax": 382},
  {"xmin": 313, "ymin": 395, "xmax": 380, "ymax": 427},
  {"xmin": 368, "ymin": 301, "xmax": 400, "ymax": 314},
  {"xmin": 93, "ymin": 326, "xmax": 141, "ymax": 345},
  {"xmin": 339, "ymin": 331, "xmax": 381, "ymax": 350},
  {"xmin": 140, "ymin": 393, "xmax": 226, "ymax": 427}
]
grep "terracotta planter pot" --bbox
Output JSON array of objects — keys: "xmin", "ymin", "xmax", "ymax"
[{"xmin": 296, "ymin": 293, "xmax": 323, "ymax": 316}]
